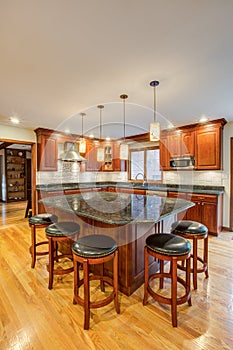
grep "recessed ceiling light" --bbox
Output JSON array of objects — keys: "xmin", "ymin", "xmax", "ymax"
[
  {"xmin": 167, "ymin": 123, "xmax": 174, "ymax": 129},
  {"xmin": 10, "ymin": 117, "xmax": 20, "ymax": 124},
  {"xmin": 199, "ymin": 115, "xmax": 209, "ymax": 123}
]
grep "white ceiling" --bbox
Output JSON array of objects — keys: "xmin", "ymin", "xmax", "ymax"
[{"xmin": 0, "ymin": 0, "xmax": 233, "ymax": 139}]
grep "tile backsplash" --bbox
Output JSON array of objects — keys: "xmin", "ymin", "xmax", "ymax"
[
  {"xmin": 37, "ymin": 161, "xmax": 128, "ymax": 184},
  {"xmin": 163, "ymin": 170, "xmax": 224, "ymax": 186},
  {"xmin": 37, "ymin": 165, "xmax": 224, "ymax": 187}
]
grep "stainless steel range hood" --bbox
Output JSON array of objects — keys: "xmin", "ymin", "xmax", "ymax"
[{"xmin": 59, "ymin": 142, "xmax": 87, "ymax": 162}]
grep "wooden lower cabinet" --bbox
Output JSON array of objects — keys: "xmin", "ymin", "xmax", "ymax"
[{"xmin": 168, "ymin": 191, "xmax": 223, "ymax": 236}]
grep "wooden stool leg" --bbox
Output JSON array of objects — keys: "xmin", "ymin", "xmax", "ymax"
[
  {"xmin": 73, "ymin": 259, "xmax": 78, "ymax": 305},
  {"xmin": 143, "ymin": 246, "xmax": 149, "ymax": 305},
  {"xmin": 186, "ymin": 256, "xmax": 192, "ymax": 306},
  {"xmin": 83, "ymin": 259, "xmax": 90, "ymax": 330},
  {"xmin": 100, "ymin": 263, "xmax": 105, "ymax": 292},
  {"xmin": 31, "ymin": 225, "xmax": 36, "ymax": 269},
  {"xmin": 192, "ymin": 237, "xmax": 198, "ymax": 290},
  {"xmin": 48, "ymin": 237, "xmax": 55, "ymax": 290},
  {"xmin": 159, "ymin": 259, "xmax": 164, "ymax": 289},
  {"xmin": 171, "ymin": 258, "xmax": 178, "ymax": 327},
  {"xmin": 204, "ymin": 235, "xmax": 209, "ymax": 278},
  {"xmin": 113, "ymin": 249, "xmax": 120, "ymax": 314}
]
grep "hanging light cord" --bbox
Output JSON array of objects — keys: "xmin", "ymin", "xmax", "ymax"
[
  {"xmin": 97, "ymin": 105, "xmax": 104, "ymax": 139},
  {"xmin": 150, "ymin": 81, "xmax": 159, "ymax": 122},
  {"xmin": 120, "ymin": 94, "xmax": 128, "ymax": 140},
  {"xmin": 80, "ymin": 113, "xmax": 86, "ymax": 139}
]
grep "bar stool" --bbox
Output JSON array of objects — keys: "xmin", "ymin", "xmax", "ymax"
[
  {"xmin": 171, "ymin": 220, "xmax": 209, "ymax": 290},
  {"xmin": 72, "ymin": 234, "xmax": 120, "ymax": 330},
  {"xmin": 29, "ymin": 213, "xmax": 58, "ymax": 268},
  {"xmin": 45, "ymin": 222, "xmax": 80, "ymax": 289},
  {"xmin": 143, "ymin": 233, "xmax": 191, "ymax": 327}
]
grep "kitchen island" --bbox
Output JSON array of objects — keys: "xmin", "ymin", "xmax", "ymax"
[{"xmin": 41, "ymin": 191, "xmax": 194, "ymax": 295}]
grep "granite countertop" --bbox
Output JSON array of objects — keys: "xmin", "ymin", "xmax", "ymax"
[
  {"xmin": 36, "ymin": 181, "xmax": 224, "ymax": 195},
  {"xmin": 40, "ymin": 191, "xmax": 194, "ymax": 225}
]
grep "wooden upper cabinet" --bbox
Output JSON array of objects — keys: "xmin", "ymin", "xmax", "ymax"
[
  {"xmin": 159, "ymin": 135, "xmax": 170, "ymax": 170},
  {"xmin": 85, "ymin": 140, "xmax": 101, "ymax": 171},
  {"xmin": 167, "ymin": 131, "xmax": 182, "ymax": 158},
  {"xmin": 195, "ymin": 122, "xmax": 223, "ymax": 170},
  {"xmin": 159, "ymin": 119, "xmax": 226, "ymax": 171},
  {"xmin": 35, "ymin": 128, "xmax": 58, "ymax": 171},
  {"xmin": 113, "ymin": 143, "xmax": 127, "ymax": 172},
  {"xmin": 181, "ymin": 130, "xmax": 195, "ymax": 157}
]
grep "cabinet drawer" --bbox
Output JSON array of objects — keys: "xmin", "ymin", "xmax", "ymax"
[{"xmin": 189, "ymin": 193, "xmax": 217, "ymax": 203}]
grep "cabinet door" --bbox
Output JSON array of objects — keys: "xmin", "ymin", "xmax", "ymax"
[
  {"xmin": 195, "ymin": 125, "xmax": 221, "ymax": 170},
  {"xmin": 168, "ymin": 131, "xmax": 182, "ymax": 158},
  {"xmin": 38, "ymin": 134, "xmax": 57, "ymax": 171},
  {"xmin": 85, "ymin": 141, "xmax": 101, "ymax": 171},
  {"xmin": 160, "ymin": 135, "xmax": 170, "ymax": 170},
  {"xmin": 201, "ymin": 201, "xmax": 217, "ymax": 234},
  {"xmin": 181, "ymin": 131, "xmax": 195, "ymax": 157},
  {"xmin": 186, "ymin": 194, "xmax": 202, "ymax": 222}
]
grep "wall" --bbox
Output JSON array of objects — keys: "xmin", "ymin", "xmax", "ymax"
[{"xmin": 0, "ymin": 124, "xmax": 35, "ymax": 142}]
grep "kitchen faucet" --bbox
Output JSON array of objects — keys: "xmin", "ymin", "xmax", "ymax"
[{"xmin": 135, "ymin": 172, "xmax": 147, "ymax": 185}]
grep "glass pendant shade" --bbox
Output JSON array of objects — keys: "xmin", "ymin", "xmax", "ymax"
[
  {"xmin": 120, "ymin": 143, "xmax": 129, "ymax": 160},
  {"xmin": 97, "ymin": 147, "xmax": 104, "ymax": 162},
  {"xmin": 150, "ymin": 121, "xmax": 160, "ymax": 141},
  {"xmin": 79, "ymin": 139, "xmax": 86, "ymax": 153}
]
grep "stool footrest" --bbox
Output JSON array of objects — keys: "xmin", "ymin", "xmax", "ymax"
[{"xmin": 147, "ymin": 273, "xmax": 191, "ymax": 306}]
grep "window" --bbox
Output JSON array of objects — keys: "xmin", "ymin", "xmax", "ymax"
[{"xmin": 129, "ymin": 147, "xmax": 162, "ymax": 182}]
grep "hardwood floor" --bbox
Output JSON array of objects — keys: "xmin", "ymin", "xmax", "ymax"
[{"xmin": 0, "ymin": 201, "xmax": 233, "ymax": 349}]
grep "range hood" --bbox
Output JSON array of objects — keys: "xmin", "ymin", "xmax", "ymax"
[{"xmin": 59, "ymin": 142, "xmax": 87, "ymax": 162}]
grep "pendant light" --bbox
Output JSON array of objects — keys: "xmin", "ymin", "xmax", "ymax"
[
  {"xmin": 120, "ymin": 94, "xmax": 129, "ymax": 160},
  {"xmin": 149, "ymin": 80, "xmax": 160, "ymax": 141},
  {"xmin": 97, "ymin": 105, "xmax": 105, "ymax": 162},
  {"xmin": 79, "ymin": 112, "xmax": 86, "ymax": 154}
]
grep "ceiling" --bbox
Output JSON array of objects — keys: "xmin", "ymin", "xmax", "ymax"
[{"xmin": 0, "ymin": 0, "xmax": 233, "ymax": 139}]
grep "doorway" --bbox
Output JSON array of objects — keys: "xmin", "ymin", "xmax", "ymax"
[{"xmin": 0, "ymin": 139, "xmax": 36, "ymax": 215}]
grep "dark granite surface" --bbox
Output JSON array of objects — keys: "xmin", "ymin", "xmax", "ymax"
[
  {"xmin": 40, "ymin": 191, "xmax": 194, "ymax": 225},
  {"xmin": 36, "ymin": 181, "xmax": 224, "ymax": 195}
]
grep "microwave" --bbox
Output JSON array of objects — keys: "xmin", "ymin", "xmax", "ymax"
[{"xmin": 170, "ymin": 157, "xmax": 195, "ymax": 169}]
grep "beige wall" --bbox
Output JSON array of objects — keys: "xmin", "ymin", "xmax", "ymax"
[{"xmin": 0, "ymin": 124, "xmax": 36, "ymax": 142}]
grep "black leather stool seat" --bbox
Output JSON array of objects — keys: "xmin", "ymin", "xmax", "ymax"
[
  {"xmin": 72, "ymin": 234, "xmax": 119, "ymax": 330},
  {"xmin": 45, "ymin": 222, "xmax": 80, "ymax": 237},
  {"xmin": 28, "ymin": 213, "xmax": 57, "ymax": 225},
  {"xmin": 171, "ymin": 220, "xmax": 208, "ymax": 236},
  {"xmin": 72, "ymin": 234, "xmax": 117, "ymax": 258},
  {"xmin": 29, "ymin": 213, "xmax": 58, "ymax": 225},
  {"xmin": 146, "ymin": 233, "xmax": 191, "ymax": 256}
]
